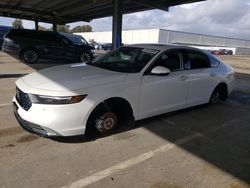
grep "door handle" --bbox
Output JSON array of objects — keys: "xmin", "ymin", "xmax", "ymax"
[
  {"xmin": 180, "ymin": 75, "xmax": 188, "ymax": 81},
  {"xmin": 210, "ymin": 73, "xmax": 217, "ymax": 77}
]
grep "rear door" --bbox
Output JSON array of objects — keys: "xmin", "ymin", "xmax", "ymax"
[
  {"xmin": 181, "ymin": 49, "xmax": 217, "ymax": 106},
  {"xmin": 60, "ymin": 36, "xmax": 78, "ymax": 61},
  {"xmin": 38, "ymin": 32, "xmax": 65, "ymax": 60}
]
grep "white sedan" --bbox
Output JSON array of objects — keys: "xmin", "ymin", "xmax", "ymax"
[{"xmin": 13, "ymin": 44, "xmax": 235, "ymax": 137}]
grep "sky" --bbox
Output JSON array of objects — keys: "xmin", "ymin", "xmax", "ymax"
[{"xmin": 0, "ymin": 0, "xmax": 250, "ymax": 40}]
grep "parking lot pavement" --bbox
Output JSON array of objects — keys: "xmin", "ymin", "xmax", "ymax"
[{"xmin": 0, "ymin": 52, "xmax": 250, "ymax": 188}]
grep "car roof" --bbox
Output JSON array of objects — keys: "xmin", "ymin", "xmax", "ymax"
[
  {"xmin": 60, "ymin": 32, "xmax": 81, "ymax": 38},
  {"xmin": 127, "ymin": 43, "xmax": 206, "ymax": 52}
]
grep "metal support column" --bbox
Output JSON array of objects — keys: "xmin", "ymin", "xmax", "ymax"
[
  {"xmin": 52, "ymin": 15, "xmax": 57, "ymax": 32},
  {"xmin": 35, "ymin": 19, "xmax": 39, "ymax": 31},
  {"xmin": 112, "ymin": 0, "xmax": 122, "ymax": 49}
]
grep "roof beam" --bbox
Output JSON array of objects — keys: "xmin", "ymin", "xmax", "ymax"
[
  {"xmin": 0, "ymin": 11, "xmax": 52, "ymax": 23},
  {"xmin": 167, "ymin": 0, "xmax": 205, "ymax": 6},
  {"xmin": 56, "ymin": 0, "xmax": 109, "ymax": 16},
  {"xmin": 0, "ymin": 3, "xmax": 52, "ymax": 16},
  {"xmin": 127, "ymin": 0, "xmax": 169, "ymax": 11},
  {"xmin": 9, "ymin": 0, "xmax": 30, "ymax": 16},
  {"xmin": 59, "ymin": 3, "xmax": 150, "ymax": 23},
  {"xmin": 57, "ymin": 3, "xmax": 112, "ymax": 16},
  {"xmin": 0, "ymin": 0, "xmax": 205, "ymax": 24},
  {"xmin": 47, "ymin": 0, "xmax": 86, "ymax": 12},
  {"xmin": 30, "ymin": 0, "xmax": 50, "ymax": 8}
]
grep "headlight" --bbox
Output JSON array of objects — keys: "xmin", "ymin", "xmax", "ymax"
[
  {"xmin": 29, "ymin": 94, "xmax": 87, "ymax": 105},
  {"xmin": 91, "ymin": 49, "xmax": 96, "ymax": 53},
  {"xmin": 5, "ymin": 38, "xmax": 20, "ymax": 48}
]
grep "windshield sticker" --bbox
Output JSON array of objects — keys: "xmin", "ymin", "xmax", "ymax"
[{"xmin": 142, "ymin": 49, "xmax": 159, "ymax": 55}]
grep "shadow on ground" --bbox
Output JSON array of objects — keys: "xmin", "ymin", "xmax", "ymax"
[
  {"xmin": 53, "ymin": 73, "xmax": 250, "ymax": 186},
  {"xmin": 0, "ymin": 74, "xmax": 27, "ymax": 79}
]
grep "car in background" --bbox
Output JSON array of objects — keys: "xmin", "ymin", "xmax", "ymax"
[
  {"xmin": 90, "ymin": 42, "xmax": 113, "ymax": 51},
  {"xmin": 100, "ymin": 43, "xmax": 113, "ymax": 51},
  {"xmin": 2, "ymin": 29, "xmax": 95, "ymax": 64},
  {"xmin": 13, "ymin": 44, "xmax": 235, "ymax": 137},
  {"xmin": 89, "ymin": 41, "xmax": 102, "ymax": 50},
  {"xmin": 212, "ymin": 49, "xmax": 233, "ymax": 55},
  {"xmin": 0, "ymin": 26, "xmax": 12, "ymax": 50}
]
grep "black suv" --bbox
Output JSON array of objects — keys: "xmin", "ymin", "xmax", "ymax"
[
  {"xmin": 0, "ymin": 26, "xmax": 12, "ymax": 50},
  {"xmin": 2, "ymin": 29, "xmax": 94, "ymax": 64}
]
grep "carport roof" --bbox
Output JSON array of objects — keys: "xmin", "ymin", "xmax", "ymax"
[{"xmin": 0, "ymin": 0, "xmax": 204, "ymax": 24}]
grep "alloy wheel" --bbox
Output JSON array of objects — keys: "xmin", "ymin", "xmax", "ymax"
[
  {"xmin": 80, "ymin": 52, "xmax": 91, "ymax": 63},
  {"xmin": 23, "ymin": 49, "xmax": 38, "ymax": 64}
]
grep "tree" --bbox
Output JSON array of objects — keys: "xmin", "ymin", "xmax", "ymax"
[
  {"xmin": 83, "ymin": 25, "xmax": 92, "ymax": 32},
  {"xmin": 56, "ymin": 25, "xmax": 70, "ymax": 33},
  {"xmin": 71, "ymin": 25, "xmax": 92, "ymax": 33},
  {"xmin": 12, "ymin": 19, "xmax": 24, "ymax": 29},
  {"xmin": 50, "ymin": 24, "xmax": 70, "ymax": 33},
  {"xmin": 38, "ymin": 25, "xmax": 49, "ymax": 31},
  {"xmin": 71, "ymin": 26, "xmax": 82, "ymax": 33}
]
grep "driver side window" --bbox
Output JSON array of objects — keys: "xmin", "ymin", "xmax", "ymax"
[{"xmin": 151, "ymin": 50, "xmax": 181, "ymax": 72}]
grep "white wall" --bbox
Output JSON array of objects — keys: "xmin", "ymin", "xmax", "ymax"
[
  {"xmin": 75, "ymin": 29, "xmax": 159, "ymax": 44},
  {"xmin": 75, "ymin": 29, "xmax": 249, "ymax": 55},
  {"xmin": 190, "ymin": 45, "xmax": 236, "ymax": 54}
]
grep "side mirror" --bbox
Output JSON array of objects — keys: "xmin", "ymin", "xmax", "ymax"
[{"xmin": 150, "ymin": 66, "xmax": 171, "ymax": 76}]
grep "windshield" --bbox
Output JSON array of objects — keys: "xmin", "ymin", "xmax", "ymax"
[
  {"xmin": 91, "ymin": 47, "xmax": 159, "ymax": 73},
  {"xmin": 60, "ymin": 33, "xmax": 88, "ymax": 45}
]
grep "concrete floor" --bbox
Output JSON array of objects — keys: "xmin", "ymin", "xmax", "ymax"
[{"xmin": 0, "ymin": 52, "xmax": 249, "ymax": 188}]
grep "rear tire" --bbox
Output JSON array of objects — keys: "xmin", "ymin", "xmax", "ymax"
[
  {"xmin": 21, "ymin": 49, "xmax": 38, "ymax": 64},
  {"xmin": 209, "ymin": 85, "xmax": 228, "ymax": 104},
  {"xmin": 209, "ymin": 89, "xmax": 220, "ymax": 104}
]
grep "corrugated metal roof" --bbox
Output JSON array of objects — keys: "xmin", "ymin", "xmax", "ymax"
[{"xmin": 0, "ymin": 0, "xmax": 205, "ymax": 24}]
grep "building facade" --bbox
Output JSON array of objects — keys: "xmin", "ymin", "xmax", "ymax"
[{"xmin": 76, "ymin": 29, "xmax": 250, "ymax": 55}]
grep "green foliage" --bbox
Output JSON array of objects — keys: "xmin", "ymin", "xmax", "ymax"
[
  {"xmin": 54, "ymin": 25, "xmax": 71, "ymax": 33},
  {"xmin": 38, "ymin": 25, "xmax": 50, "ymax": 31},
  {"xmin": 12, "ymin": 19, "xmax": 92, "ymax": 33},
  {"xmin": 71, "ymin": 25, "xmax": 92, "ymax": 33},
  {"xmin": 12, "ymin": 19, "xmax": 24, "ymax": 29}
]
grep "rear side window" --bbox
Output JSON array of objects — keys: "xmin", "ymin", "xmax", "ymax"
[
  {"xmin": 210, "ymin": 56, "xmax": 221, "ymax": 68},
  {"xmin": 183, "ymin": 50, "xmax": 210, "ymax": 70}
]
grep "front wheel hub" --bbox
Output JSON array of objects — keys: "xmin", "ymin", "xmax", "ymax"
[{"xmin": 95, "ymin": 112, "xmax": 117, "ymax": 133}]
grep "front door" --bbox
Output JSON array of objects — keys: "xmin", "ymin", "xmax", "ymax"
[{"xmin": 139, "ymin": 50, "xmax": 188, "ymax": 119}]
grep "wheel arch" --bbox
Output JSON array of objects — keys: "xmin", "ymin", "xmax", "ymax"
[
  {"xmin": 213, "ymin": 82, "xmax": 228, "ymax": 100},
  {"xmin": 85, "ymin": 96, "xmax": 135, "ymax": 133}
]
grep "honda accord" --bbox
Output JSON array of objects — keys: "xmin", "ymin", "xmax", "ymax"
[{"xmin": 13, "ymin": 44, "xmax": 235, "ymax": 137}]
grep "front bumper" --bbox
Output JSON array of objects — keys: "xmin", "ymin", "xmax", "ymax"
[
  {"xmin": 13, "ymin": 95, "xmax": 90, "ymax": 137},
  {"xmin": 2, "ymin": 45, "xmax": 20, "ymax": 58},
  {"xmin": 13, "ymin": 102, "xmax": 62, "ymax": 137}
]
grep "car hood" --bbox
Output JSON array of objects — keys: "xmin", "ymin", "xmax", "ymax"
[{"xmin": 18, "ymin": 63, "xmax": 127, "ymax": 95}]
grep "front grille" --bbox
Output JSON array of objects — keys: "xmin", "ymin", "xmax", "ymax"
[{"xmin": 16, "ymin": 87, "xmax": 32, "ymax": 111}]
